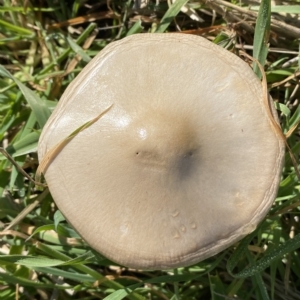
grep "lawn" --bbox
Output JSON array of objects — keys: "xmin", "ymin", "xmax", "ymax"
[{"xmin": 0, "ymin": 0, "xmax": 300, "ymax": 299}]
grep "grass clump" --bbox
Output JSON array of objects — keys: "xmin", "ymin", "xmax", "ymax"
[{"xmin": 0, "ymin": 0, "xmax": 300, "ymax": 299}]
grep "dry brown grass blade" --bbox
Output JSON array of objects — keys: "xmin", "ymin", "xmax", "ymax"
[
  {"xmin": 271, "ymin": 200, "xmax": 300, "ymax": 216},
  {"xmin": 240, "ymin": 51, "xmax": 285, "ymax": 140},
  {"xmin": 36, "ymin": 104, "xmax": 113, "ymax": 183},
  {"xmin": 180, "ymin": 25, "xmax": 224, "ymax": 35},
  {"xmin": 4, "ymin": 188, "xmax": 49, "ymax": 231},
  {"xmin": 63, "ymin": 29, "xmax": 98, "ymax": 76},
  {"xmin": 0, "ymin": 230, "xmax": 29, "ymax": 240},
  {"xmin": 240, "ymin": 51, "xmax": 300, "ymax": 181},
  {"xmin": 285, "ymin": 119, "xmax": 300, "ymax": 139},
  {"xmin": 270, "ymin": 71, "xmax": 300, "ymax": 88},
  {"xmin": 248, "ymin": 245, "xmax": 265, "ymax": 254},
  {"xmin": 48, "ymin": 12, "xmax": 117, "ymax": 29}
]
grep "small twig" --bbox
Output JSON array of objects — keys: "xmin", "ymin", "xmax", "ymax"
[
  {"xmin": 205, "ymin": 0, "xmax": 300, "ymax": 38},
  {"xmin": 235, "ymin": 44, "xmax": 300, "ymax": 55},
  {"xmin": 204, "ymin": 0, "xmax": 254, "ymax": 33},
  {"xmin": 271, "ymin": 200, "xmax": 300, "ymax": 217},
  {"xmin": 0, "ymin": 147, "xmax": 47, "ymax": 187}
]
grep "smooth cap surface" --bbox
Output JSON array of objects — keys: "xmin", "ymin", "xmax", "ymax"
[{"xmin": 38, "ymin": 33, "xmax": 285, "ymax": 270}]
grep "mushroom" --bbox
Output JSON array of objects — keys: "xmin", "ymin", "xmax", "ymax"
[{"xmin": 38, "ymin": 33, "xmax": 285, "ymax": 270}]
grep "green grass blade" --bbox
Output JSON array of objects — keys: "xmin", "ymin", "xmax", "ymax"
[
  {"xmin": 5, "ymin": 132, "xmax": 40, "ymax": 155},
  {"xmin": 103, "ymin": 285, "xmax": 141, "ymax": 300},
  {"xmin": 36, "ymin": 243, "xmax": 145, "ymax": 300},
  {"xmin": 14, "ymin": 252, "xmax": 94, "ymax": 267},
  {"xmin": 155, "ymin": 0, "xmax": 189, "ymax": 33},
  {"xmin": 247, "ymin": 252, "xmax": 270, "ymax": 300},
  {"xmin": 209, "ymin": 273, "xmax": 226, "ymax": 300},
  {"xmin": 126, "ymin": 19, "xmax": 144, "ymax": 36},
  {"xmin": 251, "ymin": 5, "xmax": 300, "ymax": 14},
  {"xmin": 67, "ymin": 36, "xmax": 92, "ymax": 63},
  {"xmin": 0, "ymin": 271, "xmax": 67, "ymax": 289},
  {"xmin": 54, "ymin": 210, "xmax": 65, "ymax": 231},
  {"xmin": 32, "ymin": 266, "xmax": 95, "ymax": 282},
  {"xmin": 228, "ymin": 233, "xmax": 300, "ymax": 278},
  {"xmin": 0, "ymin": 19, "xmax": 33, "ymax": 35},
  {"xmin": 253, "ymin": 0, "xmax": 271, "ymax": 77},
  {"xmin": 0, "ymin": 65, "xmax": 51, "ymax": 128}
]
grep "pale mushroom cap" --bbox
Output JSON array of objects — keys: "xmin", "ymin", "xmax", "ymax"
[{"xmin": 38, "ymin": 33, "xmax": 285, "ymax": 270}]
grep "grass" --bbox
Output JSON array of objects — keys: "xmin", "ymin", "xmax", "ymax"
[{"xmin": 0, "ymin": 0, "xmax": 300, "ymax": 299}]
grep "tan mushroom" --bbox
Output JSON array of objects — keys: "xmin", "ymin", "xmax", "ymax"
[{"xmin": 38, "ymin": 33, "xmax": 285, "ymax": 270}]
